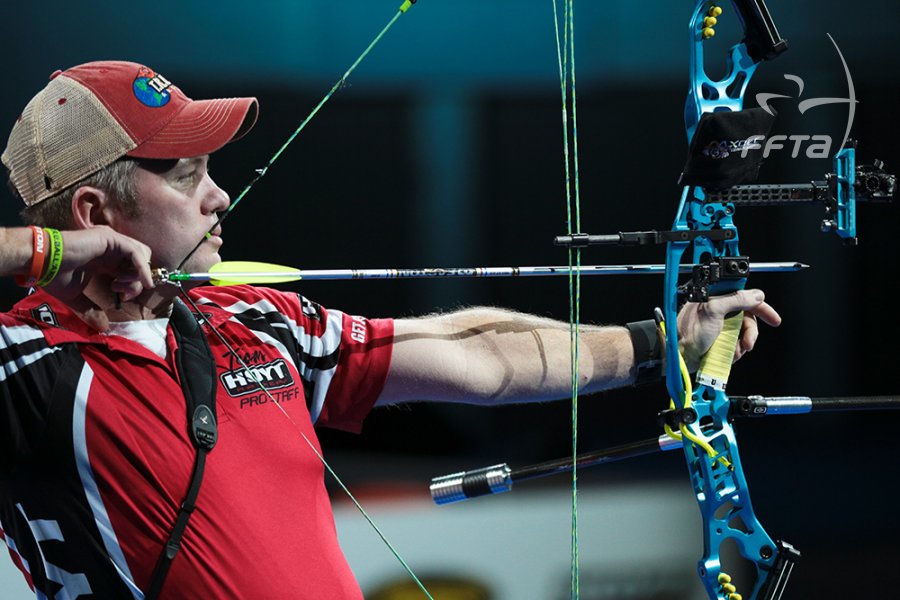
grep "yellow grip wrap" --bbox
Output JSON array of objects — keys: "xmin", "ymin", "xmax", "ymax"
[
  {"xmin": 399, "ymin": 0, "xmax": 413, "ymax": 13},
  {"xmin": 696, "ymin": 311, "xmax": 742, "ymax": 390}
]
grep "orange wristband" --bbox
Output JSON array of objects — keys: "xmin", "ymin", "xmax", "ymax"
[{"xmin": 15, "ymin": 226, "xmax": 47, "ymax": 288}]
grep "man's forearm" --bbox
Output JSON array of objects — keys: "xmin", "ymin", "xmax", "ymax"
[{"xmin": 379, "ymin": 307, "xmax": 636, "ymax": 406}]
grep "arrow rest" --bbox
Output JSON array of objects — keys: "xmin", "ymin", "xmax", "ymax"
[{"xmin": 679, "ymin": 256, "xmax": 750, "ymax": 303}]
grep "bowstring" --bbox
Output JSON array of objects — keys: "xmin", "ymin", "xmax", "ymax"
[
  {"xmin": 171, "ymin": 2, "xmax": 433, "ymax": 596},
  {"xmin": 553, "ymin": 0, "xmax": 582, "ymax": 598}
]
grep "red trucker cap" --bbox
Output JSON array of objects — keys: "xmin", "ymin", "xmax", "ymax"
[{"xmin": 2, "ymin": 60, "xmax": 259, "ymax": 206}]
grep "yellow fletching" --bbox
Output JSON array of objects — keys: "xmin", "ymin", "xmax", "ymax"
[
  {"xmin": 709, "ymin": 5, "xmax": 723, "ymax": 17},
  {"xmin": 208, "ymin": 261, "xmax": 302, "ymax": 286},
  {"xmin": 718, "ymin": 573, "xmax": 732, "ymax": 584},
  {"xmin": 703, "ymin": 27, "xmax": 716, "ymax": 39},
  {"xmin": 704, "ymin": 16, "xmax": 718, "ymax": 27}
]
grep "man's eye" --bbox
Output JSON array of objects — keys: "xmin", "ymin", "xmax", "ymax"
[{"xmin": 178, "ymin": 171, "xmax": 197, "ymax": 182}]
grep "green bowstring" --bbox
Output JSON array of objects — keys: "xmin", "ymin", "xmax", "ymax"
[
  {"xmin": 553, "ymin": 1, "xmax": 582, "ymax": 598},
  {"xmin": 178, "ymin": 3, "xmax": 433, "ymax": 598}
]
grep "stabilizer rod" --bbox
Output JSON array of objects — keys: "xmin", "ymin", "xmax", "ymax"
[{"xmin": 431, "ymin": 394, "xmax": 900, "ymax": 505}]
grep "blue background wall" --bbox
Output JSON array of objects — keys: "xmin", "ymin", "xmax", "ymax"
[{"xmin": 0, "ymin": 1, "xmax": 898, "ymax": 598}]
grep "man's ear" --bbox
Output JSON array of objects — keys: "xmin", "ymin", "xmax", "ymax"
[{"xmin": 71, "ymin": 186, "xmax": 114, "ymax": 229}]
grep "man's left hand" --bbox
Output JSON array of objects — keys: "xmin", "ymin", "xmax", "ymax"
[{"xmin": 677, "ymin": 288, "xmax": 782, "ymax": 371}]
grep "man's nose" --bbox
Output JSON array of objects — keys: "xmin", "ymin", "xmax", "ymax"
[{"xmin": 204, "ymin": 175, "xmax": 231, "ymax": 214}]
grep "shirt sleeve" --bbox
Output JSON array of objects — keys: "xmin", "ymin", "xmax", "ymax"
[
  {"xmin": 199, "ymin": 286, "xmax": 394, "ymax": 433},
  {"xmin": 313, "ymin": 311, "xmax": 393, "ymax": 432},
  {"xmin": 283, "ymin": 295, "xmax": 394, "ymax": 433},
  {"xmin": 0, "ymin": 317, "xmax": 65, "ymax": 474}
]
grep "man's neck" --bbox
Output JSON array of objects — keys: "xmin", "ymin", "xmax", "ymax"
[{"xmin": 72, "ymin": 276, "xmax": 181, "ymax": 330}]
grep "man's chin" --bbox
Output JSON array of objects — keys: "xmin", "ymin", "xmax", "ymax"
[{"xmin": 180, "ymin": 254, "xmax": 222, "ymax": 276}]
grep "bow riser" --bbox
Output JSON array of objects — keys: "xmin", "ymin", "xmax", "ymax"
[
  {"xmin": 687, "ymin": 43, "xmax": 759, "ymax": 142},
  {"xmin": 665, "ymin": 2, "xmax": 790, "ymax": 598},
  {"xmin": 686, "ymin": 0, "xmax": 789, "ymax": 141},
  {"xmin": 687, "ymin": 389, "xmax": 778, "ymax": 599}
]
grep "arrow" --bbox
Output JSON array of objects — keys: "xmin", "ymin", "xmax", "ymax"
[{"xmin": 155, "ymin": 260, "xmax": 807, "ymax": 286}]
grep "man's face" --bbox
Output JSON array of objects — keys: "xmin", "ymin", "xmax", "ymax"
[{"xmin": 113, "ymin": 155, "xmax": 229, "ymax": 273}]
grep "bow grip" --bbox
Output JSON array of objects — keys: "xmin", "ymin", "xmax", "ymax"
[{"xmin": 696, "ymin": 310, "xmax": 743, "ymax": 390}]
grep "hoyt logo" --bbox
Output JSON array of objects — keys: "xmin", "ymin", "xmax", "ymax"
[{"xmin": 220, "ymin": 358, "xmax": 294, "ymax": 397}]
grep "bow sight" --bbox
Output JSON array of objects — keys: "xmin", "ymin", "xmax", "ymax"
[
  {"xmin": 555, "ymin": 145, "xmax": 896, "ymax": 301},
  {"xmin": 705, "ymin": 144, "xmax": 896, "ymax": 244}
]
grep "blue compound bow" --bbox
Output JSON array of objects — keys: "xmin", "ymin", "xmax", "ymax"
[
  {"xmin": 658, "ymin": 4, "xmax": 896, "ymax": 597},
  {"xmin": 548, "ymin": 5, "xmax": 799, "ymax": 593},
  {"xmin": 659, "ymin": 2, "xmax": 796, "ymax": 599},
  {"xmin": 433, "ymin": 1, "xmax": 892, "ymax": 598}
]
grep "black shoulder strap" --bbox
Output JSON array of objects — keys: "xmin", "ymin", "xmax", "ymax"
[{"xmin": 146, "ymin": 298, "xmax": 218, "ymax": 599}]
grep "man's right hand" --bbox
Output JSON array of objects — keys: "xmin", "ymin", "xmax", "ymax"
[{"xmin": 45, "ymin": 226, "xmax": 154, "ymax": 302}]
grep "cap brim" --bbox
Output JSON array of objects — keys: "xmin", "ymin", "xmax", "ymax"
[{"xmin": 126, "ymin": 96, "xmax": 258, "ymax": 159}]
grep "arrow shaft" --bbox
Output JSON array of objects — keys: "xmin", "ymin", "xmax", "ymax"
[{"xmin": 171, "ymin": 261, "xmax": 806, "ymax": 282}]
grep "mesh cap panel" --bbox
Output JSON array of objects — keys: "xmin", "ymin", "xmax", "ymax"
[{"xmin": 2, "ymin": 76, "xmax": 134, "ymax": 206}]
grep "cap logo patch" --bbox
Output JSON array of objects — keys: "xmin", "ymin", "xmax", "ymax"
[{"xmin": 133, "ymin": 67, "xmax": 172, "ymax": 108}]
